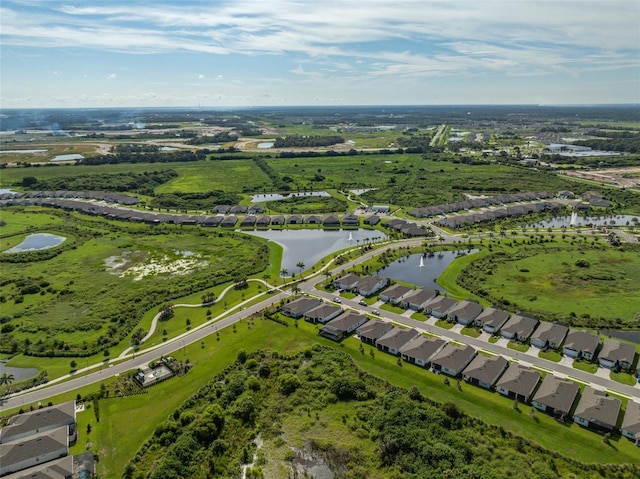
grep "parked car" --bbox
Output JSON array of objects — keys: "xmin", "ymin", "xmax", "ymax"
[
  {"xmin": 358, "ymin": 300, "xmax": 367, "ymax": 306},
  {"xmin": 372, "ymin": 309, "xmax": 380, "ymax": 315},
  {"xmin": 333, "ymin": 297, "xmax": 342, "ymax": 303}
]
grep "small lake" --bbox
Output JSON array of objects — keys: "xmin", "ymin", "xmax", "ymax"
[
  {"xmin": 4, "ymin": 233, "xmax": 66, "ymax": 253},
  {"xmin": 531, "ymin": 214, "xmax": 640, "ymax": 228},
  {"xmin": 250, "ymin": 191, "xmax": 331, "ymax": 202},
  {"xmin": 51, "ymin": 153, "xmax": 84, "ymax": 162},
  {"xmin": 0, "ymin": 188, "xmax": 18, "ymax": 194},
  {"xmin": 160, "ymin": 146, "xmax": 179, "ymax": 151},
  {"xmin": 376, "ymin": 250, "xmax": 479, "ymax": 291},
  {"xmin": 0, "ymin": 360, "xmax": 39, "ymax": 381},
  {"xmin": 243, "ymin": 229, "xmax": 387, "ymax": 276},
  {"xmin": 257, "ymin": 142, "xmax": 274, "ymax": 149},
  {"xmin": 0, "ymin": 149, "xmax": 47, "ymax": 154},
  {"xmin": 601, "ymin": 330, "xmax": 640, "ymax": 345}
]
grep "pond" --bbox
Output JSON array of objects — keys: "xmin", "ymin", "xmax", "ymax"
[
  {"xmin": 257, "ymin": 142, "xmax": 274, "ymax": 148},
  {"xmin": 601, "ymin": 330, "xmax": 640, "ymax": 345},
  {"xmin": 0, "ymin": 360, "xmax": 38, "ymax": 381},
  {"xmin": 0, "ymin": 149, "xmax": 47, "ymax": 154},
  {"xmin": 531, "ymin": 213, "xmax": 639, "ymax": 229},
  {"xmin": 51, "ymin": 153, "xmax": 84, "ymax": 162},
  {"xmin": 250, "ymin": 191, "xmax": 331, "ymax": 202},
  {"xmin": 376, "ymin": 250, "xmax": 479, "ymax": 292},
  {"xmin": 243, "ymin": 229, "xmax": 387, "ymax": 276},
  {"xmin": 4, "ymin": 233, "xmax": 66, "ymax": 253}
]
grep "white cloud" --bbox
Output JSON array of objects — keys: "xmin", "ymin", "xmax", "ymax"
[
  {"xmin": 107, "ymin": 73, "xmax": 117, "ymax": 80},
  {"xmin": 198, "ymin": 74, "xmax": 205, "ymax": 79}
]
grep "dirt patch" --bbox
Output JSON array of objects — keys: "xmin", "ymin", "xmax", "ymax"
[{"xmin": 104, "ymin": 250, "xmax": 208, "ymax": 281}]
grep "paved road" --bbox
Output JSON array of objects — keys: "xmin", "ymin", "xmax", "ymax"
[{"xmin": 3, "ymin": 236, "xmax": 638, "ymax": 411}]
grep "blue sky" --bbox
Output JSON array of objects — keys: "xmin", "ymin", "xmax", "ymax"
[{"xmin": 1, "ymin": 0, "xmax": 639, "ymax": 108}]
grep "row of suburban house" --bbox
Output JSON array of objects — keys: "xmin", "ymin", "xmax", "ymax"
[
  {"xmin": 436, "ymin": 201, "xmax": 565, "ymax": 229},
  {"xmin": 334, "ymin": 274, "xmax": 638, "ymax": 372},
  {"xmin": 279, "ymin": 296, "xmax": 639, "ymax": 442},
  {"xmin": 0, "ymin": 401, "xmax": 92, "ymax": 477},
  {"xmin": 0, "ymin": 197, "xmax": 385, "ymax": 229},
  {"xmin": 0, "ymin": 190, "xmax": 140, "ymax": 205}
]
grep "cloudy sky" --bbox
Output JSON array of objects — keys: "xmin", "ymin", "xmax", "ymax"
[{"xmin": 1, "ymin": 0, "xmax": 639, "ymax": 108}]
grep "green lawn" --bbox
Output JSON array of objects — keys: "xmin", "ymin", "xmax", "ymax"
[
  {"xmin": 461, "ymin": 326, "xmax": 481, "ymax": 338},
  {"xmin": 379, "ymin": 303, "xmax": 406, "ymax": 314},
  {"xmin": 507, "ymin": 341, "xmax": 530, "ymax": 353},
  {"xmin": 538, "ymin": 350, "xmax": 562, "ymax": 362},
  {"xmin": 610, "ymin": 370, "xmax": 638, "ymax": 386},
  {"xmin": 435, "ymin": 319, "xmax": 454, "ymax": 329},
  {"xmin": 573, "ymin": 360, "xmax": 598, "ymax": 374}
]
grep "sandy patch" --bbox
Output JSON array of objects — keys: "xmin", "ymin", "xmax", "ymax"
[{"xmin": 105, "ymin": 250, "xmax": 208, "ymax": 281}]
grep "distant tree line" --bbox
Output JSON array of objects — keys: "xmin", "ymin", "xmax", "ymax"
[
  {"xmin": 79, "ymin": 150, "xmax": 207, "ymax": 165},
  {"xmin": 151, "ymin": 191, "xmax": 241, "ymax": 211},
  {"xmin": 273, "ymin": 135, "xmax": 345, "ymax": 148},
  {"xmin": 572, "ymin": 138, "xmax": 640, "ymax": 153}
]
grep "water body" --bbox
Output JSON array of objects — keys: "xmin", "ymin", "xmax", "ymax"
[
  {"xmin": 250, "ymin": 191, "xmax": 331, "ymax": 202},
  {"xmin": 4, "ymin": 233, "xmax": 66, "ymax": 253},
  {"xmin": 0, "ymin": 149, "xmax": 47, "ymax": 154},
  {"xmin": 160, "ymin": 146, "xmax": 179, "ymax": 151},
  {"xmin": 601, "ymin": 330, "xmax": 640, "ymax": 345},
  {"xmin": 51, "ymin": 153, "xmax": 84, "ymax": 162},
  {"xmin": 531, "ymin": 215, "xmax": 639, "ymax": 228},
  {"xmin": 376, "ymin": 250, "xmax": 479, "ymax": 292},
  {"xmin": 0, "ymin": 361, "xmax": 39, "ymax": 381},
  {"xmin": 243, "ymin": 229, "xmax": 387, "ymax": 276},
  {"xmin": 0, "ymin": 188, "xmax": 17, "ymax": 194},
  {"xmin": 257, "ymin": 142, "xmax": 274, "ymax": 148}
]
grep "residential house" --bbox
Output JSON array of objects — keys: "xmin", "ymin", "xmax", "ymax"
[
  {"xmin": 495, "ymin": 364, "xmax": 541, "ymax": 403},
  {"xmin": 229, "ymin": 205, "xmax": 248, "ymax": 214},
  {"xmin": 212, "ymin": 204, "xmax": 231, "ymax": 214},
  {"xmin": 363, "ymin": 215, "xmax": 381, "ymax": 226},
  {"xmin": 280, "ymin": 297, "xmax": 322, "ymax": 319},
  {"xmin": 378, "ymin": 284, "xmax": 413, "ymax": 304},
  {"xmin": 562, "ymin": 331, "xmax": 600, "ymax": 360},
  {"xmin": 201, "ymin": 215, "xmax": 223, "ymax": 227},
  {"xmin": 3, "ymin": 455, "xmax": 74, "ymax": 479},
  {"xmin": 286, "ymin": 215, "xmax": 302, "ymax": 225},
  {"xmin": 371, "ymin": 205, "xmax": 390, "ymax": 213},
  {"xmin": 355, "ymin": 275, "xmax": 389, "ymax": 297},
  {"xmin": 305, "ymin": 215, "xmax": 321, "ymax": 224},
  {"xmin": 474, "ymin": 307, "xmax": 510, "ymax": 334},
  {"xmin": 319, "ymin": 312, "xmax": 368, "ymax": 341},
  {"xmin": 0, "ymin": 401, "xmax": 76, "ymax": 445},
  {"xmin": 400, "ymin": 288, "xmax": 439, "ymax": 311},
  {"xmin": 500, "ymin": 313, "xmax": 539, "ymax": 341},
  {"xmin": 462, "ymin": 354, "xmax": 508, "ymax": 390},
  {"xmin": 248, "ymin": 204, "xmax": 265, "ymax": 215},
  {"xmin": 376, "ymin": 328, "xmax": 420, "ymax": 355},
  {"xmin": 357, "ymin": 321, "xmax": 394, "ymax": 346},
  {"xmin": 573, "ymin": 388, "xmax": 621, "ymax": 432},
  {"xmin": 530, "ymin": 322, "xmax": 568, "ymax": 349},
  {"xmin": 323, "ymin": 215, "xmax": 341, "ymax": 227},
  {"xmin": 531, "ymin": 376, "xmax": 580, "ymax": 419},
  {"xmin": 334, "ymin": 273, "xmax": 360, "ymax": 292},
  {"xmin": 400, "ymin": 336, "xmax": 446, "ymax": 368},
  {"xmin": 240, "ymin": 215, "xmax": 257, "ymax": 227},
  {"xmin": 220, "ymin": 215, "xmax": 238, "ymax": 227},
  {"xmin": 621, "ymin": 401, "xmax": 640, "ymax": 445},
  {"xmin": 0, "ymin": 427, "xmax": 69, "ymax": 477},
  {"xmin": 447, "ymin": 300, "xmax": 483, "ymax": 325},
  {"xmin": 598, "ymin": 338, "xmax": 636, "ymax": 370},
  {"xmin": 423, "ymin": 296, "xmax": 458, "ymax": 319},
  {"xmin": 303, "ymin": 304, "xmax": 343, "ymax": 324},
  {"xmin": 342, "ymin": 214, "xmax": 360, "ymax": 226},
  {"xmin": 255, "ymin": 216, "xmax": 271, "ymax": 227},
  {"xmin": 431, "ymin": 344, "xmax": 476, "ymax": 377},
  {"xmin": 271, "ymin": 215, "xmax": 285, "ymax": 225}
]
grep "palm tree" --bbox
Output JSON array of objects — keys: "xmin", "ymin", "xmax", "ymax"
[
  {"xmin": 280, "ymin": 268, "xmax": 289, "ymax": 284},
  {"xmin": 291, "ymin": 284, "xmax": 300, "ymax": 297},
  {"xmin": 296, "ymin": 261, "xmax": 305, "ymax": 278},
  {"xmin": 0, "ymin": 373, "xmax": 15, "ymax": 395}
]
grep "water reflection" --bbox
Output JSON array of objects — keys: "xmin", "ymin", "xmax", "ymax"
[
  {"xmin": 4, "ymin": 233, "xmax": 66, "ymax": 253},
  {"xmin": 243, "ymin": 229, "xmax": 386, "ymax": 275}
]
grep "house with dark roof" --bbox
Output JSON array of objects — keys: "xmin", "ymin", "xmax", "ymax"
[
  {"xmin": 531, "ymin": 375, "xmax": 579, "ymax": 419},
  {"xmin": 355, "ymin": 275, "xmax": 389, "ymax": 297},
  {"xmin": 271, "ymin": 215, "xmax": 285, "ymax": 225},
  {"xmin": 335, "ymin": 273, "xmax": 360, "ymax": 291},
  {"xmin": 248, "ymin": 204, "xmax": 265, "ymax": 215},
  {"xmin": 400, "ymin": 336, "xmax": 446, "ymax": 368},
  {"xmin": 3, "ymin": 454, "xmax": 74, "ymax": 479},
  {"xmin": 212, "ymin": 204, "xmax": 231, "ymax": 214},
  {"xmin": 423, "ymin": 296, "xmax": 458, "ymax": 319},
  {"xmin": 621, "ymin": 401, "xmax": 640, "ymax": 445},
  {"xmin": 342, "ymin": 214, "xmax": 360, "ymax": 226},
  {"xmin": 287, "ymin": 215, "xmax": 302, "ymax": 224},
  {"xmin": 400, "ymin": 288, "xmax": 439, "ymax": 311},
  {"xmin": 573, "ymin": 388, "xmax": 621, "ymax": 432},
  {"xmin": 280, "ymin": 297, "xmax": 322, "ymax": 319},
  {"xmin": 447, "ymin": 300, "xmax": 483, "ymax": 325},
  {"xmin": 376, "ymin": 328, "xmax": 420, "ymax": 356},
  {"xmin": 371, "ymin": 205, "xmax": 390, "ymax": 213},
  {"xmin": 431, "ymin": 344, "xmax": 476, "ymax": 377},
  {"xmin": 303, "ymin": 303, "xmax": 343, "ymax": 324},
  {"xmin": 474, "ymin": 307, "xmax": 510, "ymax": 334},
  {"xmin": 598, "ymin": 338, "xmax": 636, "ymax": 370},
  {"xmin": 220, "ymin": 215, "xmax": 238, "ymax": 227},
  {"xmin": 357, "ymin": 321, "xmax": 394, "ymax": 346},
  {"xmin": 500, "ymin": 314, "xmax": 539, "ymax": 341},
  {"xmin": 378, "ymin": 284, "xmax": 413, "ymax": 304},
  {"xmin": 562, "ymin": 331, "xmax": 600, "ymax": 360},
  {"xmin": 305, "ymin": 215, "xmax": 321, "ymax": 224},
  {"xmin": 363, "ymin": 215, "xmax": 381, "ymax": 226},
  {"xmin": 240, "ymin": 215, "xmax": 257, "ymax": 227},
  {"xmin": 495, "ymin": 364, "xmax": 541, "ymax": 403},
  {"xmin": 0, "ymin": 427, "xmax": 69, "ymax": 477},
  {"xmin": 229, "ymin": 205, "xmax": 248, "ymax": 214},
  {"xmin": 319, "ymin": 312, "xmax": 368, "ymax": 342},
  {"xmin": 256, "ymin": 216, "xmax": 271, "ymax": 227},
  {"xmin": 323, "ymin": 215, "xmax": 341, "ymax": 227},
  {"xmin": 0, "ymin": 401, "xmax": 76, "ymax": 445},
  {"xmin": 462, "ymin": 354, "xmax": 508, "ymax": 390},
  {"xmin": 530, "ymin": 322, "xmax": 568, "ymax": 349}
]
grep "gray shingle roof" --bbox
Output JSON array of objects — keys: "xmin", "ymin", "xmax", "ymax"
[
  {"xmin": 376, "ymin": 327, "xmax": 419, "ymax": 351},
  {"xmin": 0, "ymin": 402, "xmax": 75, "ymax": 444},
  {"xmin": 400, "ymin": 336, "xmax": 446, "ymax": 363},
  {"xmin": 431, "ymin": 344, "xmax": 476, "ymax": 371},
  {"xmin": 0, "ymin": 427, "xmax": 68, "ymax": 472},
  {"xmin": 501, "ymin": 314, "xmax": 539, "ymax": 339},
  {"xmin": 574, "ymin": 388, "xmax": 621, "ymax": 429},
  {"xmin": 475, "ymin": 307, "xmax": 510, "ymax": 329},
  {"xmin": 622, "ymin": 401, "xmax": 640, "ymax": 436},
  {"xmin": 563, "ymin": 331, "xmax": 600, "ymax": 355},
  {"xmin": 495, "ymin": 364, "xmax": 541, "ymax": 398},
  {"xmin": 531, "ymin": 322, "xmax": 568, "ymax": 345},
  {"xmin": 462, "ymin": 354, "xmax": 508, "ymax": 386},
  {"xmin": 599, "ymin": 338, "xmax": 636, "ymax": 365},
  {"xmin": 532, "ymin": 375, "xmax": 579, "ymax": 414}
]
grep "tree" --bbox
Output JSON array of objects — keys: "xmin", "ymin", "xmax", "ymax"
[
  {"xmin": 159, "ymin": 303, "xmax": 174, "ymax": 321},
  {"xmin": 0, "ymin": 373, "xmax": 15, "ymax": 395},
  {"xmin": 70, "ymin": 360, "xmax": 77, "ymax": 371},
  {"xmin": 291, "ymin": 284, "xmax": 300, "ymax": 296},
  {"xmin": 280, "ymin": 268, "xmax": 289, "ymax": 284},
  {"xmin": 296, "ymin": 261, "xmax": 305, "ymax": 278}
]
